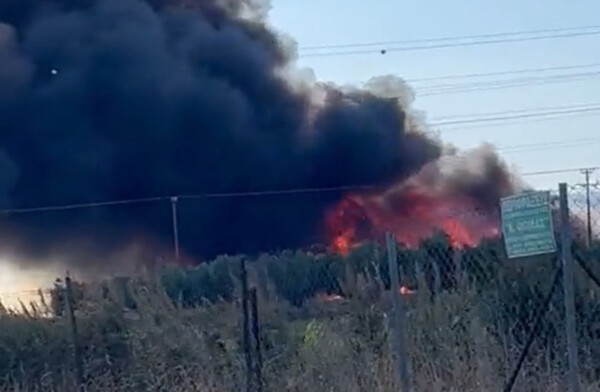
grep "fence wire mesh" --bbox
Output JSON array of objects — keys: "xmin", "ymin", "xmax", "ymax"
[
  {"xmin": 0, "ymin": 187, "xmax": 599, "ymax": 391},
  {"xmin": 568, "ymin": 185, "xmax": 600, "ymax": 387}
]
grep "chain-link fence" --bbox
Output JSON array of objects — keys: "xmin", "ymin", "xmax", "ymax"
[
  {"xmin": 567, "ymin": 185, "xmax": 600, "ymax": 389},
  {"xmin": 1, "ymin": 184, "xmax": 600, "ymax": 391},
  {"xmin": 241, "ymin": 207, "xmax": 568, "ymax": 392}
]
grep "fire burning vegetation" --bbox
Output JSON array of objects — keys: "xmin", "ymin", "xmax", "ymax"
[
  {"xmin": 326, "ymin": 175, "xmax": 505, "ymax": 255},
  {"xmin": 0, "ymin": 0, "xmax": 517, "ymax": 272}
]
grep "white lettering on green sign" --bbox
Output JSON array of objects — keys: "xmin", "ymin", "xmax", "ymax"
[{"xmin": 500, "ymin": 191, "xmax": 557, "ymax": 259}]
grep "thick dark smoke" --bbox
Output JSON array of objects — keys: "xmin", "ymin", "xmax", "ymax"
[{"xmin": 0, "ymin": 0, "xmax": 509, "ymax": 269}]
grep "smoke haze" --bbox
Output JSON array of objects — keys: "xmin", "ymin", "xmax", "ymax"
[{"xmin": 0, "ymin": 0, "xmax": 514, "ymax": 269}]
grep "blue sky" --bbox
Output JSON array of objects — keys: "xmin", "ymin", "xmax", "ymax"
[{"xmin": 269, "ymin": 0, "xmax": 600, "ymax": 190}]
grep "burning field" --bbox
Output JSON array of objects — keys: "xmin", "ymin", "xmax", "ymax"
[
  {"xmin": 0, "ymin": 0, "xmax": 518, "ymax": 272},
  {"xmin": 326, "ymin": 146, "xmax": 514, "ymax": 254},
  {"xmin": 327, "ymin": 182, "xmax": 503, "ymax": 255}
]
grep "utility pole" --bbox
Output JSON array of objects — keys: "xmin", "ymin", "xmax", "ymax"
[
  {"xmin": 170, "ymin": 197, "xmax": 180, "ymax": 261},
  {"xmin": 580, "ymin": 168, "xmax": 595, "ymax": 248}
]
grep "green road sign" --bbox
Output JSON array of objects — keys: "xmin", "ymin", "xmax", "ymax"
[{"xmin": 500, "ymin": 191, "xmax": 557, "ymax": 259}]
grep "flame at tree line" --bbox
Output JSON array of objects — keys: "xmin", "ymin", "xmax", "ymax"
[{"xmin": 326, "ymin": 181, "xmax": 502, "ymax": 255}]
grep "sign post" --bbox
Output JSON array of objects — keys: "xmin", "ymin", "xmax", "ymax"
[
  {"xmin": 559, "ymin": 183, "xmax": 581, "ymax": 392},
  {"xmin": 500, "ymin": 191, "xmax": 556, "ymax": 259},
  {"xmin": 501, "ymin": 188, "xmax": 580, "ymax": 391}
]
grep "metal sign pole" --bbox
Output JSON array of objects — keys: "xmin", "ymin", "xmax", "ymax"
[{"xmin": 559, "ymin": 183, "xmax": 581, "ymax": 392}]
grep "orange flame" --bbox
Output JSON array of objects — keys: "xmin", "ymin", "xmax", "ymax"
[
  {"xmin": 326, "ymin": 183, "xmax": 500, "ymax": 253},
  {"xmin": 326, "ymin": 196, "xmax": 366, "ymax": 255},
  {"xmin": 334, "ymin": 234, "xmax": 351, "ymax": 255}
]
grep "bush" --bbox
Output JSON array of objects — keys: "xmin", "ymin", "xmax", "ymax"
[{"xmin": 4, "ymin": 235, "xmax": 600, "ymax": 391}]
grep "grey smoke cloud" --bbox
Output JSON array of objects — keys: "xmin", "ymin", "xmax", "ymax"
[{"xmin": 0, "ymin": 0, "xmax": 512, "ymax": 267}]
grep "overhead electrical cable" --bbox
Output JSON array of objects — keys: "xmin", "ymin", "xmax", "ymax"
[
  {"xmin": 416, "ymin": 71, "xmax": 600, "ymax": 96},
  {"xmin": 497, "ymin": 138, "xmax": 600, "ymax": 154},
  {"xmin": 429, "ymin": 105, "xmax": 600, "ymax": 126},
  {"xmin": 300, "ymin": 25, "xmax": 600, "ymax": 51},
  {"xmin": 299, "ymin": 27, "xmax": 600, "ymax": 57},
  {"xmin": 521, "ymin": 167, "xmax": 600, "ymax": 177},
  {"xmin": 435, "ymin": 111, "xmax": 600, "ymax": 131},
  {"xmin": 430, "ymin": 103, "xmax": 600, "ymax": 121},
  {"xmin": 405, "ymin": 62, "xmax": 600, "ymax": 83},
  {"xmin": 0, "ymin": 164, "xmax": 597, "ymax": 214}
]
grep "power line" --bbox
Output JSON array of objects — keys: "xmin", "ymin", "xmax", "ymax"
[
  {"xmin": 499, "ymin": 137, "xmax": 600, "ymax": 151},
  {"xmin": 178, "ymin": 184, "xmax": 377, "ymax": 200},
  {"xmin": 406, "ymin": 62, "xmax": 600, "ymax": 83},
  {"xmin": 0, "ymin": 166, "xmax": 596, "ymax": 215},
  {"xmin": 1, "ymin": 100, "xmax": 599, "ymax": 214},
  {"xmin": 0, "ymin": 196, "xmax": 168, "ymax": 214},
  {"xmin": 430, "ymin": 105, "xmax": 600, "ymax": 126},
  {"xmin": 0, "ymin": 185, "xmax": 379, "ymax": 215},
  {"xmin": 299, "ymin": 29, "xmax": 600, "ymax": 58},
  {"xmin": 417, "ymin": 71, "xmax": 600, "ymax": 96},
  {"xmin": 498, "ymin": 138, "xmax": 600, "ymax": 154},
  {"xmin": 420, "ymin": 70, "xmax": 600, "ymax": 88},
  {"xmin": 430, "ymin": 103, "xmax": 600, "ymax": 121},
  {"xmin": 435, "ymin": 110, "xmax": 600, "ymax": 132},
  {"xmin": 300, "ymin": 25, "xmax": 600, "ymax": 51},
  {"xmin": 502, "ymin": 142, "xmax": 600, "ymax": 154},
  {"xmin": 357, "ymin": 66, "xmax": 600, "ymax": 99},
  {"xmin": 521, "ymin": 167, "xmax": 600, "ymax": 177}
]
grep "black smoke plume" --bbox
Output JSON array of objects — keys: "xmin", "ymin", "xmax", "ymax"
[{"xmin": 0, "ymin": 0, "xmax": 510, "ymax": 269}]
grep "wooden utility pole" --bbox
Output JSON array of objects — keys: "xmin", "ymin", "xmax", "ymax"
[{"xmin": 580, "ymin": 169, "xmax": 595, "ymax": 247}]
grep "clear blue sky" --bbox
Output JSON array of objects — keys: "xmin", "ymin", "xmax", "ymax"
[{"xmin": 269, "ymin": 0, "xmax": 600, "ymax": 190}]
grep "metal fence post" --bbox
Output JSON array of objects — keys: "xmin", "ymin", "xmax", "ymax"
[
  {"xmin": 386, "ymin": 233, "xmax": 411, "ymax": 392},
  {"xmin": 559, "ymin": 183, "xmax": 581, "ymax": 392},
  {"xmin": 250, "ymin": 287, "xmax": 263, "ymax": 392},
  {"xmin": 241, "ymin": 259, "xmax": 253, "ymax": 392},
  {"xmin": 65, "ymin": 272, "xmax": 85, "ymax": 391}
]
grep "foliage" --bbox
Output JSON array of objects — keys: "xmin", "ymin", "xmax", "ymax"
[{"xmin": 3, "ymin": 234, "xmax": 600, "ymax": 391}]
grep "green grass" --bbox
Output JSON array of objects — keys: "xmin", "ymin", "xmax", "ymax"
[{"xmin": 1, "ymin": 257, "xmax": 600, "ymax": 392}]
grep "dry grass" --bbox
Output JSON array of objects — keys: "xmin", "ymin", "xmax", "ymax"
[{"xmin": 1, "ymin": 270, "xmax": 600, "ymax": 392}]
